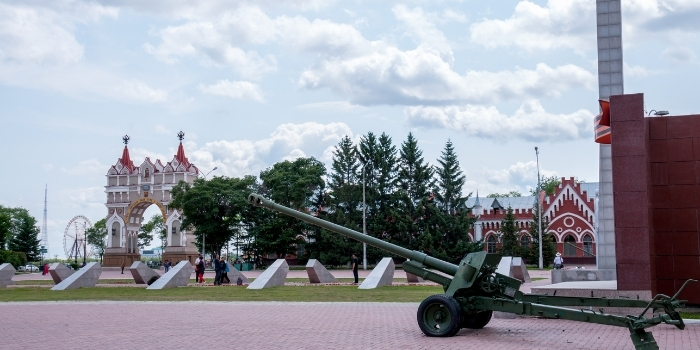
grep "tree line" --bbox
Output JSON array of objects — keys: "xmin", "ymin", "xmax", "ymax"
[{"xmin": 168, "ymin": 132, "xmax": 486, "ymax": 266}]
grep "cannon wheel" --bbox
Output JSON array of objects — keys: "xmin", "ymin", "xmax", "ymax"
[
  {"xmin": 462, "ymin": 310, "xmax": 493, "ymax": 329},
  {"xmin": 417, "ymin": 294, "xmax": 462, "ymax": 337}
]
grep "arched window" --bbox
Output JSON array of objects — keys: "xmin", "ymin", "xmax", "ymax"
[
  {"xmin": 487, "ymin": 236, "xmax": 497, "ymax": 253},
  {"xmin": 564, "ymin": 235, "xmax": 576, "ymax": 256},
  {"xmin": 520, "ymin": 235, "xmax": 530, "ymax": 249},
  {"xmin": 583, "ymin": 235, "xmax": 593, "ymax": 256}
]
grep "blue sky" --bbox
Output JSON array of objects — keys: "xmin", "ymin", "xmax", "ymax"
[{"xmin": 1, "ymin": 0, "xmax": 699, "ymax": 258}]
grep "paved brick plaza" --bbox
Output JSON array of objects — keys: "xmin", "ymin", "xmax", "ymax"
[{"xmin": 0, "ymin": 301, "xmax": 697, "ymax": 349}]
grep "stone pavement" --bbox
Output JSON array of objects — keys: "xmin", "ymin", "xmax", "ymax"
[{"xmin": 0, "ymin": 301, "xmax": 698, "ymax": 349}]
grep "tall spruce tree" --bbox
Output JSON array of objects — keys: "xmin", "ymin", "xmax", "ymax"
[
  {"xmin": 310, "ymin": 136, "xmax": 362, "ymax": 266},
  {"xmin": 7, "ymin": 208, "xmax": 41, "ymax": 261},
  {"xmin": 527, "ymin": 202, "xmax": 557, "ymax": 267},
  {"xmin": 498, "ymin": 206, "xmax": 520, "ymax": 256},
  {"xmin": 396, "ymin": 133, "xmax": 433, "ymax": 249},
  {"xmin": 357, "ymin": 132, "xmax": 385, "ymax": 263},
  {"xmin": 434, "ymin": 140, "xmax": 467, "ymax": 214}
]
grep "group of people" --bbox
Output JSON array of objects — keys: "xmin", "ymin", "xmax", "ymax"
[{"xmin": 193, "ymin": 254, "xmax": 232, "ymax": 285}]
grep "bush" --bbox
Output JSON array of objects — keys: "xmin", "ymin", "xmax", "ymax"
[{"xmin": 0, "ymin": 250, "xmax": 28, "ymax": 268}]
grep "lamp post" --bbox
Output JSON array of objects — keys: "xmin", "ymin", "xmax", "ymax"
[
  {"xmin": 361, "ymin": 165, "xmax": 367, "ymax": 270},
  {"xmin": 200, "ymin": 167, "xmax": 217, "ymax": 258},
  {"xmin": 535, "ymin": 147, "xmax": 543, "ymax": 270}
]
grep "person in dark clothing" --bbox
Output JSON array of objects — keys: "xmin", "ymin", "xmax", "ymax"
[
  {"xmin": 351, "ymin": 253, "xmax": 359, "ymax": 284},
  {"xmin": 220, "ymin": 256, "xmax": 230, "ymax": 284},
  {"xmin": 213, "ymin": 255, "xmax": 222, "ymax": 285}
]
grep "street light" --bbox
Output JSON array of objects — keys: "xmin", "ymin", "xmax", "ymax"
[
  {"xmin": 535, "ymin": 147, "xmax": 543, "ymax": 270},
  {"xmin": 361, "ymin": 164, "xmax": 367, "ymax": 270},
  {"xmin": 200, "ymin": 167, "xmax": 217, "ymax": 258}
]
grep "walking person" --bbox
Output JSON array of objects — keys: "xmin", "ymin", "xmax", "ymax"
[
  {"xmin": 120, "ymin": 259, "xmax": 125, "ymax": 274},
  {"xmin": 220, "ymin": 256, "xmax": 231, "ymax": 284},
  {"xmin": 213, "ymin": 255, "xmax": 222, "ymax": 285},
  {"xmin": 164, "ymin": 260, "xmax": 170, "ymax": 273},
  {"xmin": 351, "ymin": 253, "xmax": 359, "ymax": 284}
]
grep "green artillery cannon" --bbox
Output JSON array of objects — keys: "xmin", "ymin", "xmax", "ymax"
[{"xmin": 248, "ymin": 193, "xmax": 696, "ymax": 350}]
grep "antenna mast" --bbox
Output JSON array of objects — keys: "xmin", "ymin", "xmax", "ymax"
[{"xmin": 42, "ymin": 184, "xmax": 49, "ymax": 256}]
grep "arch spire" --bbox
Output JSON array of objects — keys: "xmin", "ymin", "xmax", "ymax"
[
  {"xmin": 175, "ymin": 131, "xmax": 190, "ymax": 167},
  {"xmin": 120, "ymin": 135, "xmax": 134, "ymax": 172}
]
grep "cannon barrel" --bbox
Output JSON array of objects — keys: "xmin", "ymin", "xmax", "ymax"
[{"xmin": 248, "ymin": 193, "xmax": 458, "ymax": 276}]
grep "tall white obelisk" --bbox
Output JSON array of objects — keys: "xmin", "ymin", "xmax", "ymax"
[{"xmin": 595, "ymin": 0, "xmax": 623, "ymax": 270}]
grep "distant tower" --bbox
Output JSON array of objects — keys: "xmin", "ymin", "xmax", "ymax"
[{"xmin": 42, "ymin": 184, "xmax": 49, "ymax": 255}]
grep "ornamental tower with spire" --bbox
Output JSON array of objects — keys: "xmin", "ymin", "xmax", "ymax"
[{"xmin": 102, "ymin": 132, "xmax": 200, "ymax": 267}]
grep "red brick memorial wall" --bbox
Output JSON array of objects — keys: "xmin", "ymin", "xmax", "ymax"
[{"xmin": 610, "ymin": 93, "xmax": 700, "ymax": 304}]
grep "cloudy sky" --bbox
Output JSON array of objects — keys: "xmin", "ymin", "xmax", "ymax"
[{"xmin": 2, "ymin": 0, "xmax": 699, "ymax": 258}]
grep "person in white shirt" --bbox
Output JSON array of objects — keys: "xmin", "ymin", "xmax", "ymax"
[{"xmin": 553, "ymin": 252, "xmax": 564, "ymax": 269}]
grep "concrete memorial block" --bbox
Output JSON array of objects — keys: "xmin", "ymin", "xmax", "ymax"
[
  {"xmin": 0, "ymin": 263, "xmax": 16, "ymax": 288},
  {"xmin": 551, "ymin": 269, "xmax": 616, "ymax": 284},
  {"xmin": 359, "ymin": 257, "xmax": 394, "ymax": 289},
  {"xmin": 147, "ymin": 261, "xmax": 193, "ymax": 290},
  {"xmin": 247, "ymin": 259, "xmax": 288, "ymax": 290},
  {"xmin": 130, "ymin": 261, "xmax": 160, "ymax": 285},
  {"xmin": 306, "ymin": 259, "xmax": 337, "ymax": 284},
  {"xmin": 48, "ymin": 263, "xmax": 74, "ymax": 284},
  {"xmin": 51, "ymin": 262, "xmax": 102, "ymax": 291},
  {"xmin": 224, "ymin": 262, "xmax": 249, "ymax": 284},
  {"xmin": 405, "ymin": 272, "xmax": 424, "ymax": 283},
  {"xmin": 495, "ymin": 256, "xmax": 513, "ymax": 276},
  {"xmin": 510, "ymin": 257, "xmax": 531, "ymax": 283}
]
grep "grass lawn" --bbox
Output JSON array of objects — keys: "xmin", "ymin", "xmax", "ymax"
[
  {"xmin": 0, "ymin": 285, "xmax": 443, "ymax": 303},
  {"xmin": 680, "ymin": 312, "xmax": 700, "ymax": 319},
  {"xmin": 530, "ymin": 277, "xmax": 546, "ymax": 282},
  {"xmin": 15, "ymin": 277, "xmax": 409, "ymax": 286}
]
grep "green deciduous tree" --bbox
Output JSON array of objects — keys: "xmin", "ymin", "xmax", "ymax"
[
  {"xmin": 7, "ymin": 208, "xmax": 41, "ymax": 261},
  {"xmin": 487, "ymin": 191, "xmax": 522, "ymax": 198},
  {"xmin": 138, "ymin": 215, "xmax": 165, "ymax": 250},
  {"xmin": 0, "ymin": 207, "xmax": 11, "ymax": 250},
  {"xmin": 171, "ymin": 175, "xmax": 258, "ymax": 258},
  {"xmin": 254, "ymin": 157, "xmax": 326, "ymax": 259},
  {"xmin": 86, "ymin": 218, "xmax": 107, "ymax": 262},
  {"xmin": 498, "ymin": 206, "xmax": 520, "ymax": 257},
  {"xmin": 530, "ymin": 176, "xmax": 562, "ymax": 196}
]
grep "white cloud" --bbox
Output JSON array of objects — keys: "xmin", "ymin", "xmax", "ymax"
[
  {"xmin": 662, "ymin": 46, "xmax": 697, "ymax": 64},
  {"xmin": 185, "ymin": 122, "xmax": 353, "ymax": 177},
  {"xmin": 297, "ymin": 101, "xmax": 361, "ymax": 112},
  {"xmin": 469, "ymin": 0, "xmax": 700, "ymax": 52},
  {"xmin": 299, "ymin": 54, "xmax": 595, "ymax": 105},
  {"xmin": 0, "ymin": 63, "xmax": 168, "ymax": 104},
  {"xmin": 142, "ymin": 5, "xmax": 369, "ymax": 79},
  {"xmin": 61, "ymin": 159, "xmax": 106, "ymax": 175},
  {"xmin": 405, "ymin": 100, "xmax": 594, "ymax": 141},
  {"xmin": 198, "ymin": 80, "xmax": 264, "ymax": 102},
  {"xmin": 0, "ymin": 2, "xmax": 117, "ymax": 65},
  {"xmin": 482, "ymin": 161, "xmax": 559, "ymax": 193}
]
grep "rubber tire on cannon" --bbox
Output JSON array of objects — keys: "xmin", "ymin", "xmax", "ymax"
[
  {"xmin": 417, "ymin": 294, "xmax": 463, "ymax": 337},
  {"xmin": 461, "ymin": 310, "xmax": 493, "ymax": 329}
]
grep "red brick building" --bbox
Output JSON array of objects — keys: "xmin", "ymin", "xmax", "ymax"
[{"xmin": 468, "ymin": 178, "xmax": 597, "ymax": 265}]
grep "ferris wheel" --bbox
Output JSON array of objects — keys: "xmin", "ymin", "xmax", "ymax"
[{"xmin": 63, "ymin": 215, "xmax": 93, "ymax": 260}]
